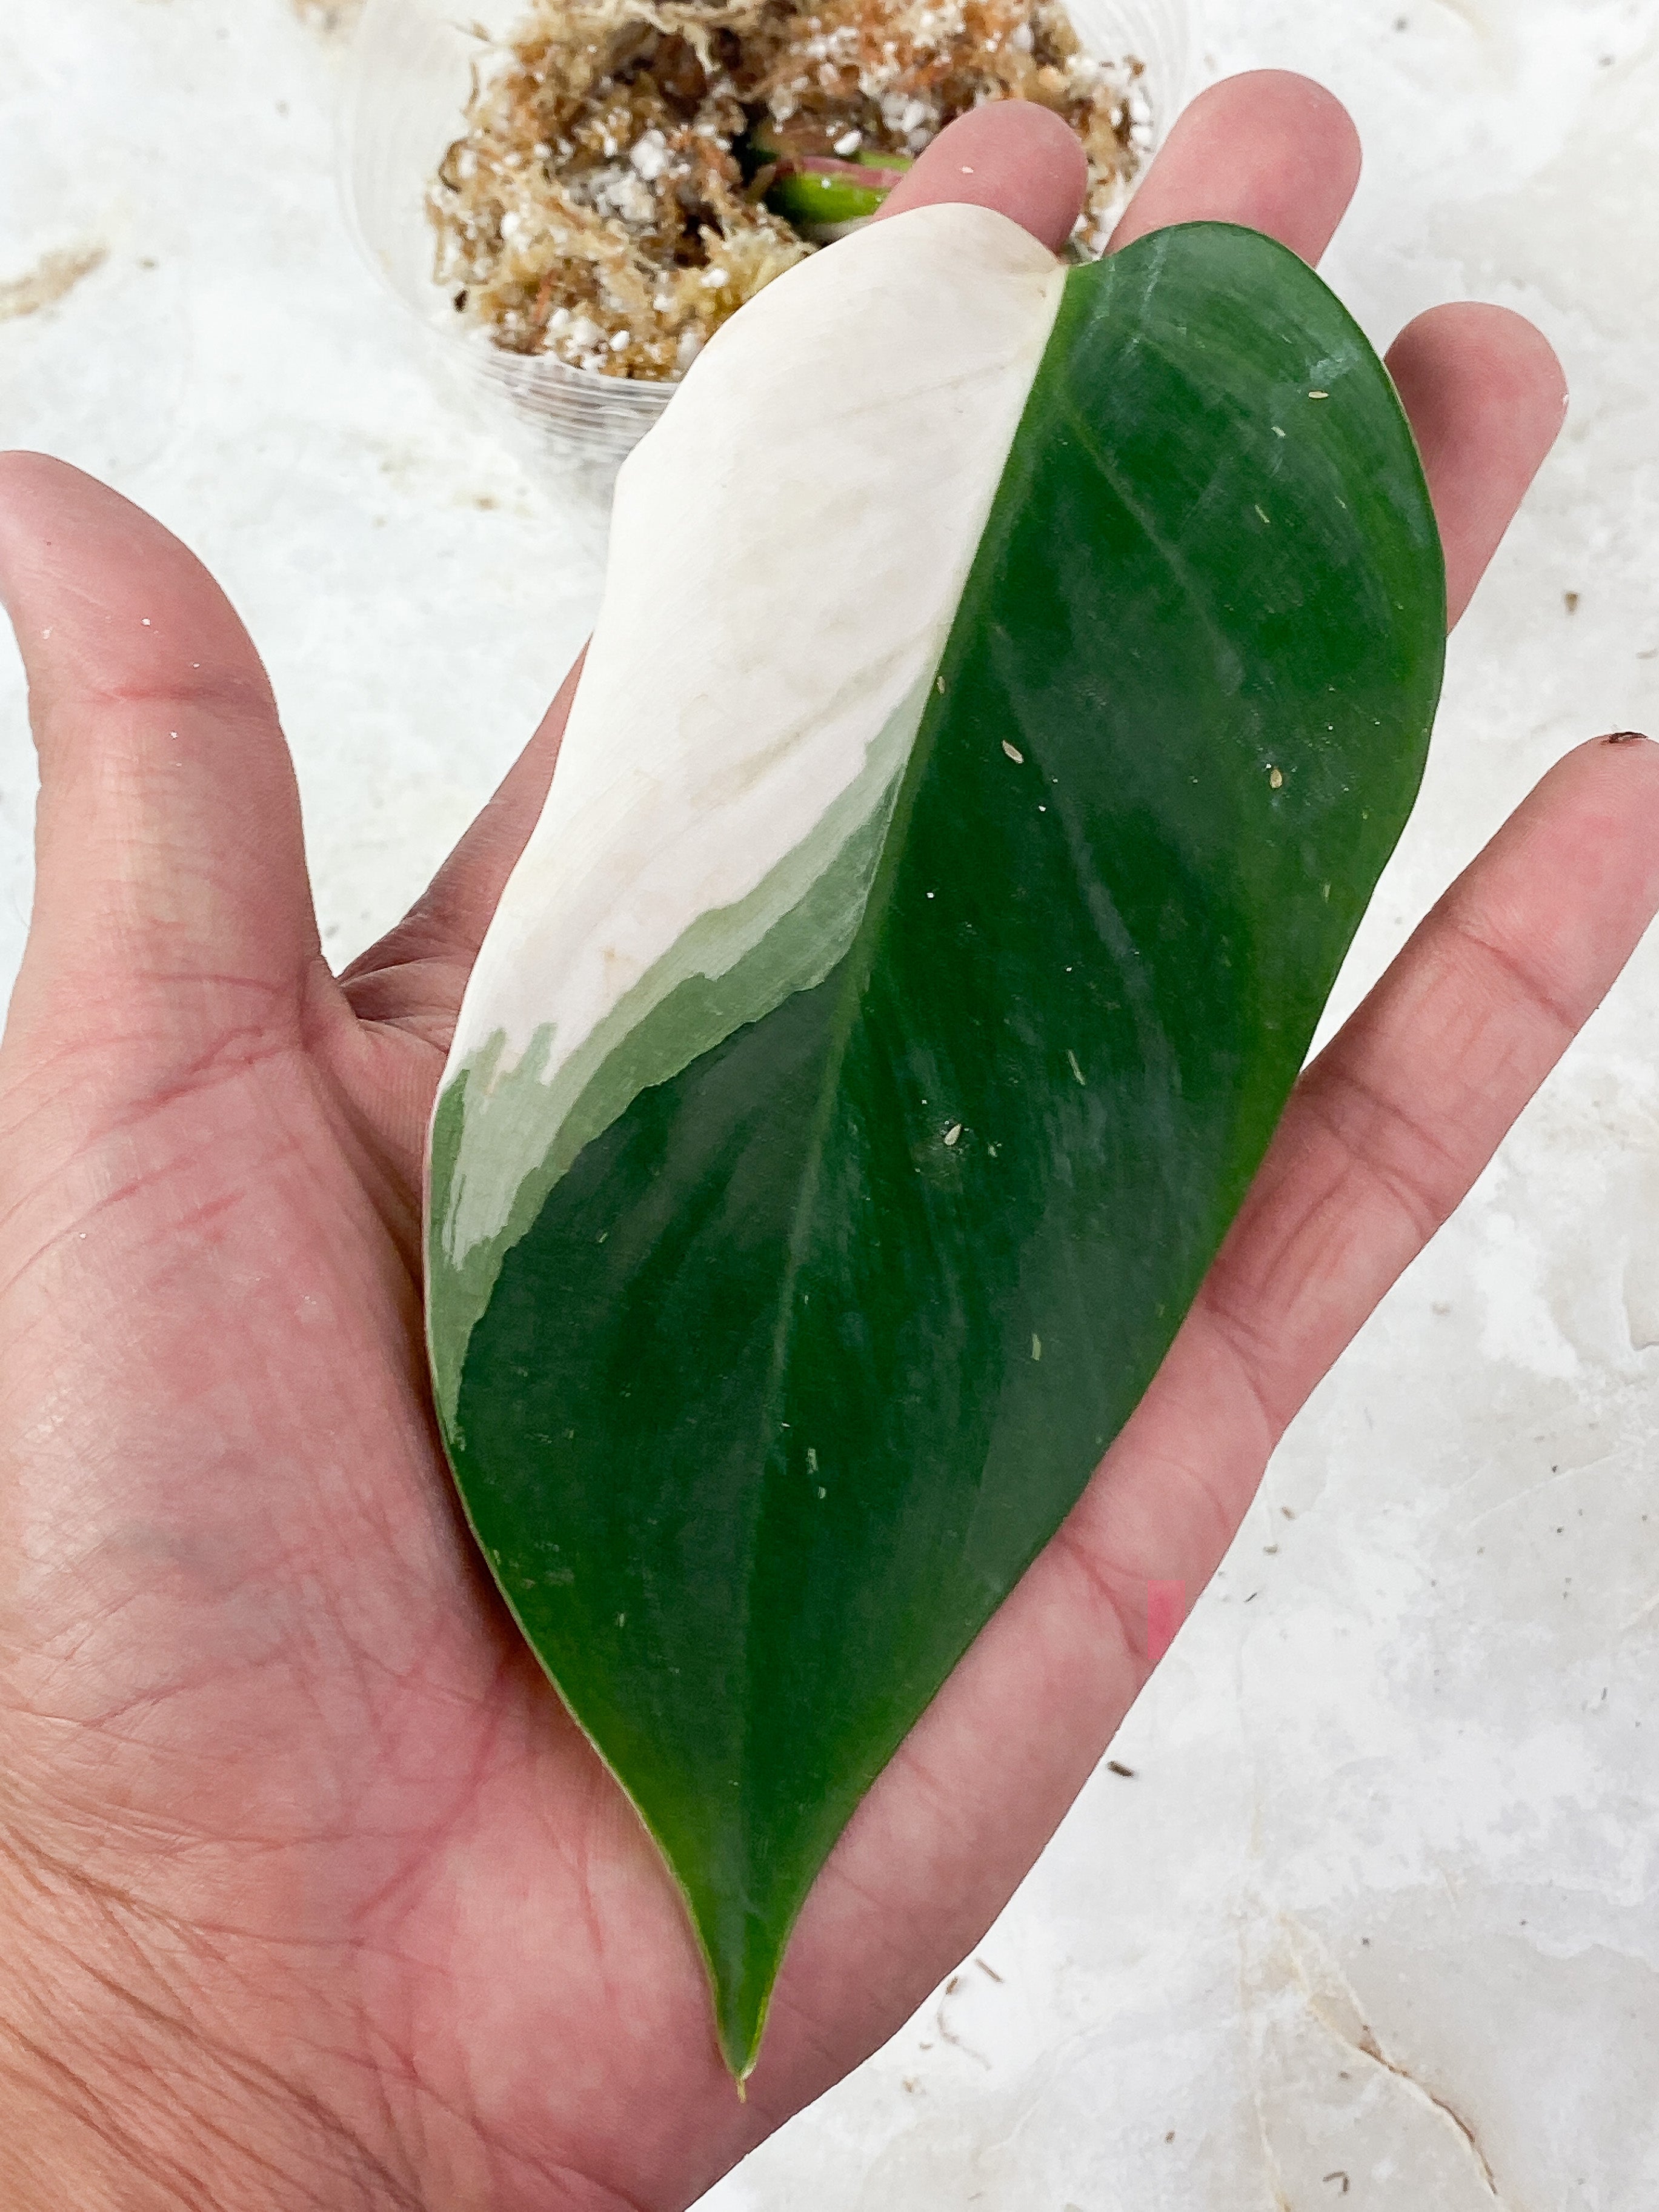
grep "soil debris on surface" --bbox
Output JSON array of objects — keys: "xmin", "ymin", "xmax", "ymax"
[{"xmin": 0, "ymin": 245, "xmax": 108, "ymax": 324}]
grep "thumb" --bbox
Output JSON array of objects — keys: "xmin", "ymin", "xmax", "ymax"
[{"xmin": 0, "ymin": 453, "xmax": 325, "ymax": 1086}]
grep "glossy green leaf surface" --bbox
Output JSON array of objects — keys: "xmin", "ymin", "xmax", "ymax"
[
  {"xmin": 766, "ymin": 165, "xmax": 892, "ymax": 228},
  {"xmin": 430, "ymin": 222, "xmax": 1446, "ymax": 2079}
]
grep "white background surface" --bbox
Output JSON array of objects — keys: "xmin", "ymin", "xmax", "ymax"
[{"xmin": 3, "ymin": 2, "xmax": 1658, "ymax": 2204}]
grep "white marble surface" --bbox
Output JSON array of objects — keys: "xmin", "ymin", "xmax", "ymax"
[{"xmin": 4, "ymin": 1, "xmax": 1659, "ymax": 2204}]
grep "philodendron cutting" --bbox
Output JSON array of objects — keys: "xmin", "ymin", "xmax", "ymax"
[{"xmin": 426, "ymin": 203, "xmax": 1446, "ymax": 2081}]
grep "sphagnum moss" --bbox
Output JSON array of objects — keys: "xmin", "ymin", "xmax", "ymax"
[{"xmin": 427, "ymin": 0, "xmax": 1152, "ymax": 384}]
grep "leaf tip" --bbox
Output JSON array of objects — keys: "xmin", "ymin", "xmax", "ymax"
[{"xmin": 717, "ymin": 1987, "xmax": 771, "ymax": 2087}]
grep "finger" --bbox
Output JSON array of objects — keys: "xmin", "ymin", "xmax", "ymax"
[
  {"xmin": 340, "ymin": 660, "xmax": 580, "ymax": 1045},
  {"xmin": 1110, "ymin": 70, "xmax": 1363, "ymax": 264},
  {"xmin": 765, "ymin": 733, "xmax": 1659, "ymax": 2101},
  {"xmin": 1055, "ymin": 732, "xmax": 1659, "ymax": 1660},
  {"xmin": 1189, "ymin": 729, "xmax": 1659, "ymax": 1445},
  {"xmin": 876, "ymin": 99, "xmax": 1087, "ymax": 254},
  {"xmin": 1388, "ymin": 304, "xmax": 1568, "ymax": 628},
  {"xmin": 0, "ymin": 453, "xmax": 324, "ymax": 1070},
  {"xmin": 1114, "ymin": 85, "xmax": 1565, "ymax": 632}
]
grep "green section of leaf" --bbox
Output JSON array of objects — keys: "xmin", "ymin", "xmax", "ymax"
[
  {"xmin": 430, "ymin": 671, "xmax": 926, "ymax": 1430},
  {"xmin": 429, "ymin": 222, "xmax": 1445, "ymax": 2078}
]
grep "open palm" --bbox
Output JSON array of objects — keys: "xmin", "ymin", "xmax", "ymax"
[{"xmin": 1, "ymin": 74, "xmax": 1654, "ymax": 2212}]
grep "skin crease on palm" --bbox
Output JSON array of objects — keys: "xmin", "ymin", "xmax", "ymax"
[{"xmin": 0, "ymin": 64, "xmax": 1654, "ymax": 2212}]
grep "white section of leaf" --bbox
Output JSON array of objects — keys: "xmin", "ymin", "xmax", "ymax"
[{"xmin": 441, "ymin": 202, "xmax": 1063, "ymax": 1257}]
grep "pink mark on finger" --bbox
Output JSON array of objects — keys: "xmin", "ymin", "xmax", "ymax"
[{"xmin": 1147, "ymin": 1580, "xmax": 1188, "ymax": 1667}]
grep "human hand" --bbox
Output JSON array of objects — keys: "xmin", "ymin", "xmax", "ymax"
[{"xmin": 1, "ymin": 73, "xmax": 1652, "ymax": 2212}]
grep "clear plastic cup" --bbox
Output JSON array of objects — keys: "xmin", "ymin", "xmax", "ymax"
[{"xmin": 338, "ymin": 0, "xmax": 1202, "ymax": 487}]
